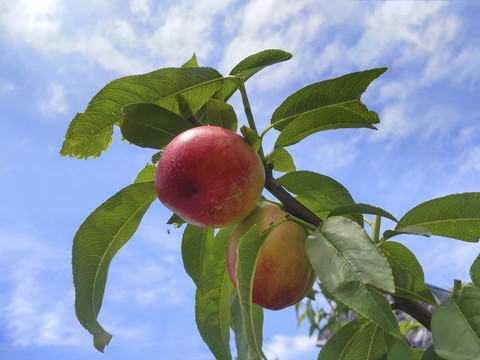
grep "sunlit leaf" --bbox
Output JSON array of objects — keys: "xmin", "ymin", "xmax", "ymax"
[
  {"xmin": 121, "ymin": 103, "xmax": 192, "ymax": 149},
  {"xmin": 181, "ymin": 224, "xmax": 215, "ymax": 293},
  {"xmin": 60, "ymin": 67, "xmax": 223, "ymax": 158},
  {"xmin": 182, "ymin": 53, "xmax": 198, "ymax": 68},
  {"xmin": 271, "ymin": 67, "xmax": 387, "ymax": 131},
  {"xmin": 195, "ymin": 226, "xmax": 235, "ymax": 360},
  {"xmin": 431, "ymin": 287, "xmax": 480, "ymax": 360},
  {"xmin": 205, "ymin": 98, "xmax": 238, "ymax": 131},
  {"xmin": 240, "ymin": 126, "xmax": 261, "ymax": 152},
  {"xmin": 72, "ymin": 181, "xmax": 157, "ymax": 352},
  {"xmin": 396, "ymin": 193, "xmax": 480, "ymax": 242},
  {"xmin": 265, "ymin": 148, "xmax": 296, "ymax": 173},
  {"xmin": 134, "ymin": 163, "xmax": 157, "ymax": 183},
  {"xmin": 306, "ymin": 217, "xmax": 400, "ymax": 338},
  {"xmin": 224, "ymin": 49, "xmax": 292, "ymax": 101},
  {"xmin": 235, "ymin": 225, "xmax": 267, "ymax": 359},
  {"xmin": 318, "ymin": 317, "xmax": 403, "ymax": 360},
  {"xmin": 274, "ymin": 104, "xmax": 377, "ymax": 148}
]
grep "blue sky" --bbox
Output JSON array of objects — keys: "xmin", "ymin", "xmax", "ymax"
[{"xmin": 1, "ymin": 0, "xmax": 480, "ymax": 359}]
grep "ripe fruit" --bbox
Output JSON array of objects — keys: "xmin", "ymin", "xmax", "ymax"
[
  {"xmin": 155, "ymin": 126, "xmax": 265, "ymax": 228},
  {"xmin": 226, "ymin": 202, "xmax": 316, "ymax": 310}
]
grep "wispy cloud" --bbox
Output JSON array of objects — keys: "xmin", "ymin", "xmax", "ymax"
[
  {"xmin": 0, "ymin": 230, "xmax": 88, "ymax": 347},
  {"xmin": 264, "ymin": 334, "xmax": 319, "ymax": 360}
]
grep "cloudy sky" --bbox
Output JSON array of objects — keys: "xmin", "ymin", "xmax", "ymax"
[{"xmin": 1, "ymin": 0, "xmax": 480, "ymax": 359}]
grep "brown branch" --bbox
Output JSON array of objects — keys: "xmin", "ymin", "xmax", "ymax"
[
  {"xmin": 392, "ymin": 296, "xmax": 432, "ymax": 331},
  {"xmin": 264, "ymin": 164, "xmax": 322, "ymax": 227},
  {"xmin": 186, "ymin": 115, "xmax": 203, "ymax": 127}
]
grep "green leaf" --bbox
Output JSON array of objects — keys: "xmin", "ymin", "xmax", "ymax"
[
  {"xmin": 306, "ymin": 217, "xmax": 400, "ymax": 338},
  {"xmin": 422, "ymin": 346, "xmax": 444, "ymax": 360},
  {"xmin": 224, "ymin": 49, "xmax": 292, "ymax": 101},
  {"xmin": 391, "ymin": 267, "xmax": 437, "ymax": 305},
  {"xmin": 166, "ymin": 213, "xmax": 186, "ymax": 228},
  {"xmin": 396, "ymin": 193, "xmax": 480, "ymax": 242},
  {"xmin": 383, "ymin": 227, "xmax": 432, "ymax": 241},
  {"xmin": 240, "ymin": 126, "xmax": 261, "ymax": 152},
  {"xmin": 328, "ymin": 203, "xmax": 398, "ymax": 223},
  {"xmin": 380, "ymin": 241, "xmax": 425, "ymax": 281},
  {"xmin": 431, "ymin": 287, "xmax": 480, "ymax": 360},
  {"xmin": 231, "ymin": 290, "xmax": 264, "ymax": 360},
  {"xmin": 276, "ymin": 171, "xmax": 362, "ymax": 225},
  {"xmin": 72, "ymin": 181, "xmax": 157, "ymax": 352},
  {"xmin": 121, "ymin": 103, "xmax": 192, "ymax": 149},
  {"xmin": 235, "ymin": 225, "xmax": 267, "ymax": 359},
  {"xmin": 387, "ymin": 344, "xmax": 420, "ymax": 360},
  {"xmin": 60, "ymin": 66, "xmax": 223, "ymax": 159},
  {"xmin": 274, "ymin": 104, "xmax": 377, "ymax": 148},
  {"xmin": 205, "ymin": 98, "xmax": 238, "ymax": 132},
  {"xmin": 182, "ymin": 53, "xmax": 198, "ymax": 68},
  {"xmin": 381, "ymin": 241, "xmax": 436, "ymax": 305},
  {"xmin": 271, "ymin": 67, "xmax": 387, "ymax": 131},
  {"xmin": 134, "ymin": 163, "xmax": 157, "ymax": 183},
  {"xmin": 195, "ymin": 226, "xmax": 235, "ymax": 360},
  {"xmin": 265, "ymin": 148, "xmax": 296, "ymax": 173},
  {"xmin": 470, "ymin": 253, "xmax": 480, "ymax": 287},
  {"xmin": 318, "ymin": 317, "xmax": 403, "ymax": 360},
  {"xmin": 181, "ymin": 224, "xmax": 215, "ymax": 293}
]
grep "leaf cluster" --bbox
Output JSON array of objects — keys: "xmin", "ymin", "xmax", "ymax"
[{"xmin": 62, "ymin": 50, "xmax": 480, "ymax": 359}]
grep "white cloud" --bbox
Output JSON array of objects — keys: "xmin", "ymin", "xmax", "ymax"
[
  {"xmin": 0, "ymin": 230, "xmax": 89, "ymax": 347},
  {"xmin": 0, "ymin": 79, "xmax": 15, "ymax": 94},
  {"xmin": 0, "ymin": 0, "xmax": 64, "ymax": 44},
  {"xmin": 38, "ymin": 83, "xmax": 69, "ymax": 117},
  {"xmin": 264, "ymin": 334, "xmax": 319, "ymax": 360}
]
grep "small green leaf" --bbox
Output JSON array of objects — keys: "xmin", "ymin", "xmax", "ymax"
[
  {"xmin": 276, "ymin": 171, "xmax": 362, "ymax": 225},
  {"xmin": 240, "ymin": 126, "xmax": 261, "ymax": 152},
  {"xmin": 328, "ymin": 203, "xmax": 398, "ymax": 223},
  {"xmin": 274, "ymin": 104, "xmax": 377, "ymax": 148},
  {"xmin": 151, "ymin": 151, "xmax": 162, "ymax": 164},
  {"xmin": 72, "ymin": 181, "xmax": 157, "ymax": 352},
  {"xmin": 306, "ymin": 217, "xmax": 400, "ymax": 338},
  {"xmin": 235, "ymin": 225, "xmax": 267, "ymax": 359},
  {"xmin": 383, "ymin": 227, "xmax": 432, "ymax": 241},
  {"xmin": 134, "ymin": 163, "xmax": 157, "ymax": 183},
  {"xmin": 181, "ymin": 224, "xmax": 215, "ymax": 293},
  {"xmin": 224, "ymin": 49, "xmax": 292, "ymax": 101},
  {"xmin": 396, "ymin": 193, "xmax": 480, "ymax": 242},
  {"xmin": 318, "ymin": 317, "xmax": 404, "ymax": 360},
  {"xmin": 470, "ymin": 253, "xmax": 480, "ymax": 287},
  {"xmin": 60, "ymin": 66, "xmax": 223, "ymax": 158},
  {"xmin": 182, "ymin": 53, "xmax": 198, "ymax": 68},
  {"xmin": 265, "ymin": 148, "xmax": 296, "ymax": 173},
  {"xmin": 271, "ymin": 67, "xmax": 387, "ymax": 131},
  {"xmin": 121, "ymin": 103, "xmax": 192, "ymax": 149},
  {"xmin": 431, "ymin": 287, "xmax": 480, "ymax": 360},
  {"xmin": 205, "ymin": 98, "xmax": 238, "ymax": 132},
  {"xmin": 166, "ymin": 213, "xmax": 186, "ymax": 228},
  {"xmin": 195, "ymin": 226, "xmax": 235, "ymax": 360}
]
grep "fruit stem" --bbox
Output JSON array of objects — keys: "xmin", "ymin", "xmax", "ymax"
[
  {"xmin": 236, "ymin": 75, "xmax": 265, "ymax": 159},
  {"xmin": 285, "ymin": 214, "xmax": 318, "ymax": 232},
  {"xmin": 371, "ymin": 215, "xmax": 381, "ymax": 243}
]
